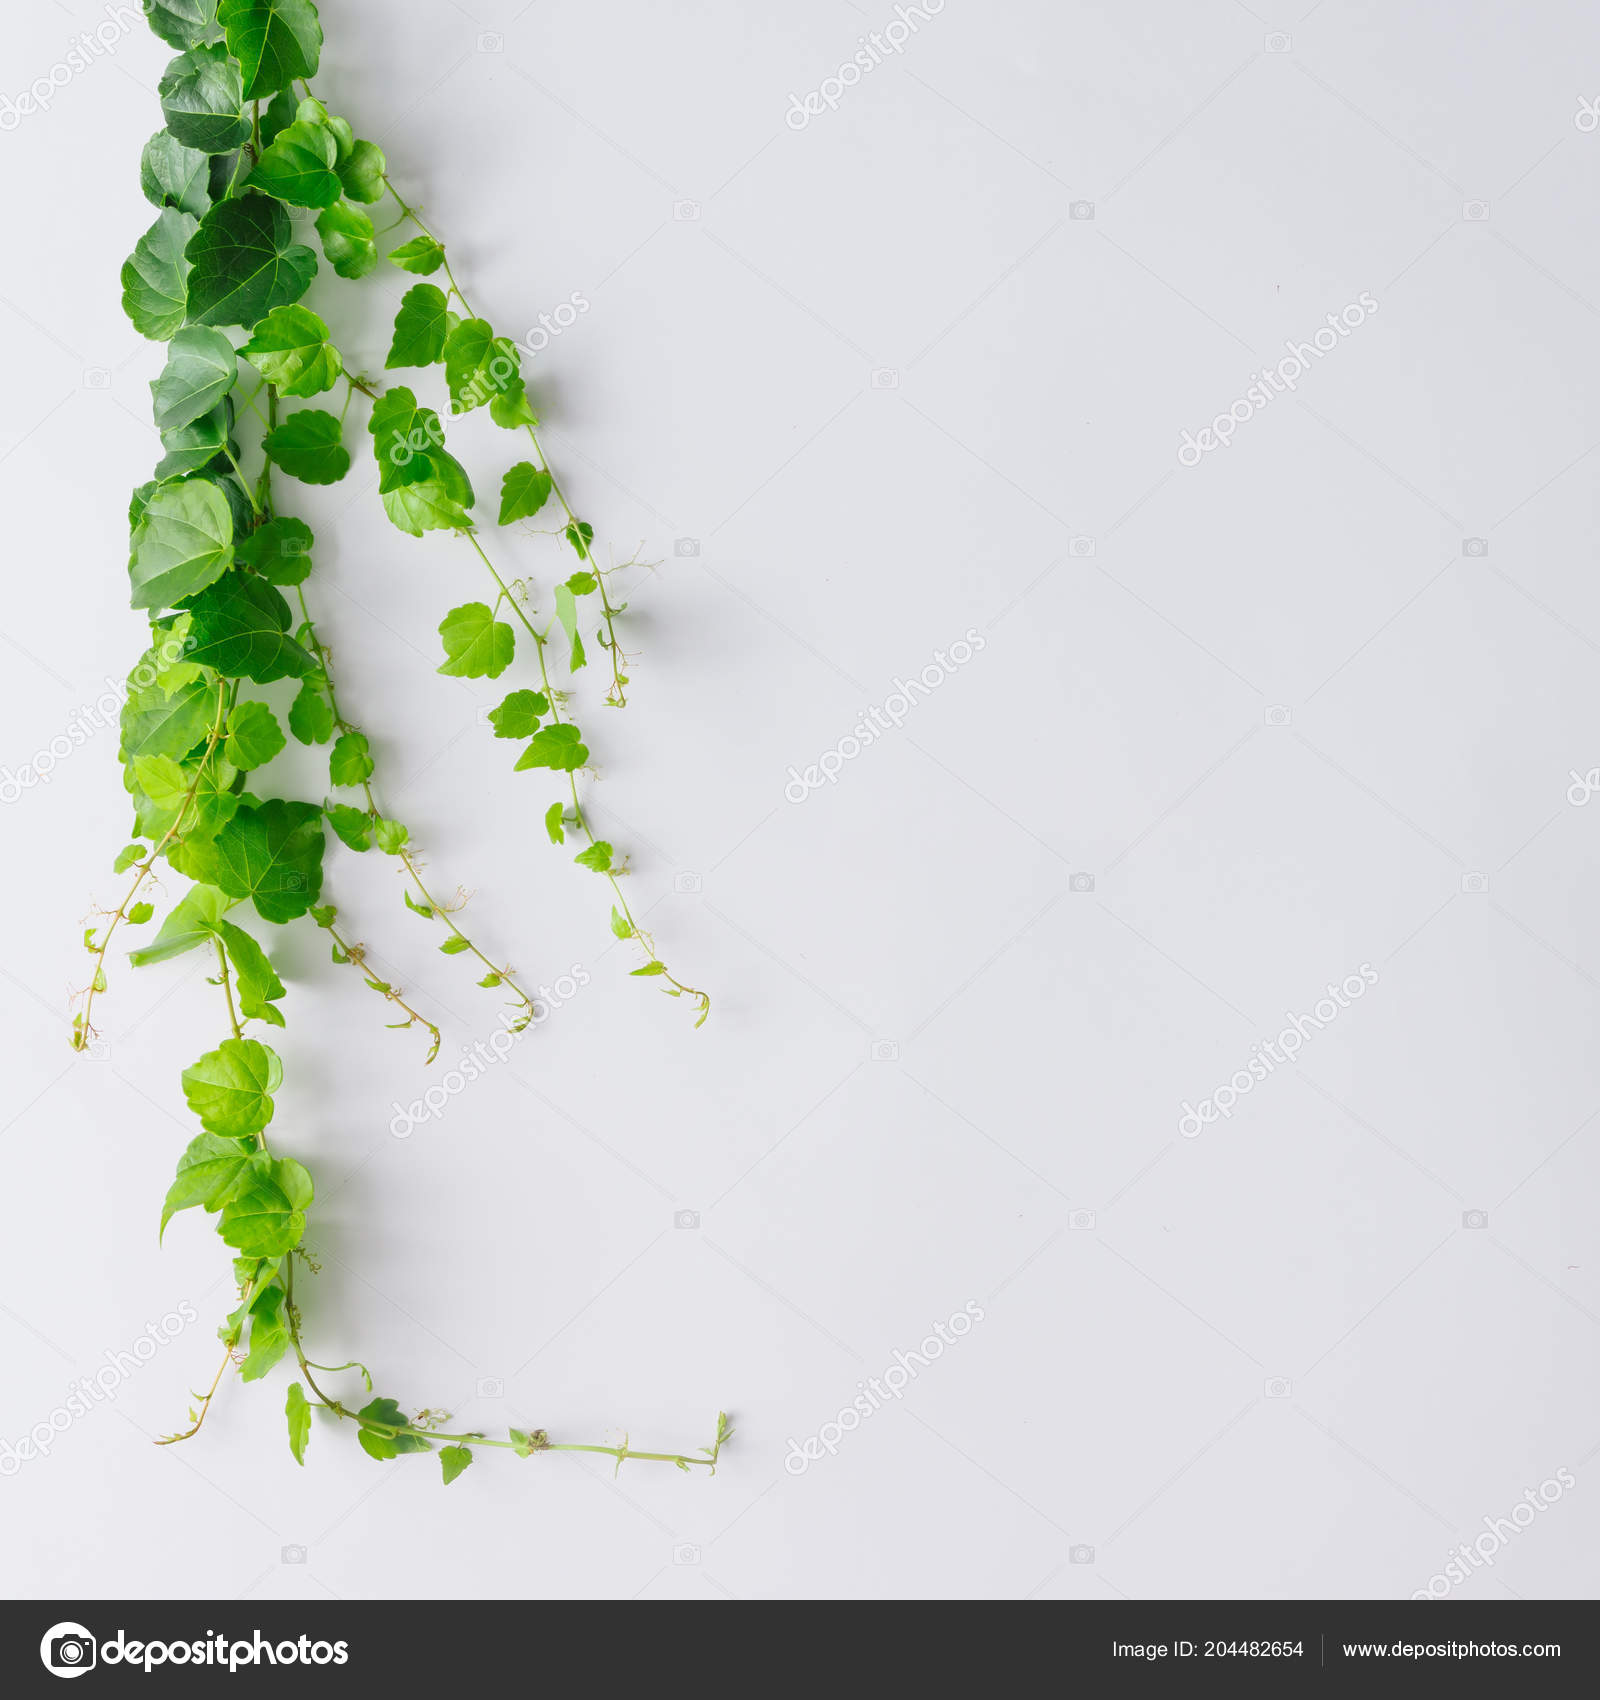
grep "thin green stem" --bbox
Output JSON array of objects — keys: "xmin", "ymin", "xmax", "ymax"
[{"xmin": 322, "ymin": 917, "xmax": 442, "ymax": 1063}]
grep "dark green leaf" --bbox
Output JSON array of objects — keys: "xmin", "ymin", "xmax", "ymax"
[
  {"xmin": 220, "ymin": 1157, "xmax": 312, "ymax": 1257},
  {"xmin": 151, "ymin": 325, "xmax": 237, "ymax": 431},
  {"xmin": 140, "ymin": 129, "xmax": 212, "ymax": 217},
  {"xmin": 443, "ymin": 317, "xmax": 521, "ymax": 414},
  {"xmin": 248, "ymin": 118, "xmax": 340, "ymax": 207},
  {"xmin": 355, "ymin": 1396, "xmax": 431, "ymax": 1460},
  {"xmin": 121, "ymin": 209, "xmax": 198, "ymax": 339},
  {"xmin": 219, "ymin": 0, "xmax": 323, "ymax": 98},
  {"xmin": 159, "ymin": 44, "xmax": 247, "ymax": 154},
  {"xmin": 263, "ymin": 408, "xmax": 350, "ymax": 483},
  {"xmin": 324, "ymin": 802, "xmax": 373, "ymax": 851},
  {"xmin": 129, "ymin": 478, "xmax": 233, "ymax": 610},
  {"xmin": 440, "ymin": 1445, "xmax": 473, "ymax": 1485},
  {"xmin": 185, "ymin": 194, "xmax": 317, "ymax": 326},
  {"xmin": 289, "ymin": 678, "xmax": 334, "ymax": 744},
  {"xmin": 235, "ymin": 514, "xmax": 314, "ymax": 583},
  {"xmin": 338, "ymin": 138, "xmax": 386, "ymax": 203},
  {"xmin": 144, "ymin": 1, "xmax": 222, "ymax": 51},
  {"xmin": 213, "ymin": 916, "xmax": 286, "ymax": 1024},
  {"xmin": 182, "ymin": 573, "xmax": 317, "ymax": 682}
]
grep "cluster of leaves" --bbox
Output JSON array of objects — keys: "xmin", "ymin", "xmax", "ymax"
[{"xmin": 79, "ymin": 0, "xmax": 720, "ymax": 1484}]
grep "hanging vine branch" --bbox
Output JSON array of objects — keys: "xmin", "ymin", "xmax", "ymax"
[{"xmin": 79, "ymin": 0, "xmax": 725, "ymax": 1484}]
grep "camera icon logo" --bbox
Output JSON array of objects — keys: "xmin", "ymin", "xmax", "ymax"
[
  {"xmin": 1264, "ymin": 1377, "xmax": 1292, "ymax": 1398},
  {"xmin": 870, "ymin": 1040, "xmax": 900, "ymax": 1061},
  {"xmin": 82, "ymin": 1038, "xmax": 111, "ymax": 1062},
  {"xmin": 1264, "ymin": 32, "xmax": 1291, "ymax": 52},
  {"xmin": 1461, "ymin": 537, "xmax": 1488, "ymax": 558},
  {"xmin": 281, "ymin": 1544, "xmax": 307, "ymax": 1563},
  {"xmin": 675, "ymin": 1209, "xmax": 701, "ymax": 1230},
  {"xmin": 1068, "ymin": 201, "xmax": 1095, "ymax": 220},
  {"xmin": 477, "ymin": 1377, "xmax": 505, "ymax": 1397},
  {"xmin": 675, "ymin": 537, "xmax": 700, "ymax": 557},
  {"xmin": 1265, "ymin": 705, "xmax": 1292, "ymax": 727},
  {"xmin": 40, "ymin": 1624, "xmax": 96, "ymax": 1677},
  {"xmin": 674, "ymin": 871, "xmax": 702, "ymax": 894},
  {"xmin": 1069, "ymin": 872, "xmax": 1095, "ymax": 893},
  {"xmin": 1462, "ymin": 200, "xmax": 1490, "ymax": 221},
  {"xmin": 1068, "ymin": 1209, "xmax": 1096, "ymax": 1231},
  {"xmin": 83, "ymin": 367, "xmax": 110, "ymax": 390},
  {"xmin": 1068, "ymin": 535, "xmax": 1096, "ymax": 557},
  {"xmin": 673, "ymin": 1543, "xmax": 701, "ymax": 1565},
  {"xmin": 1461, "ymin": 871, "xmax": 1488, "ymax": 894},
  {"xmin": 673, "ymin": 200, "xmax": 700, "ymax": 221},
  {"xmin": 1069, "ymin": 1544, "xmax": 1095, "ymax": 1564},
  {"xmin": 1462, "ymin": 1209, "xmax": 1489, "ymax": 1230},
  {"xmin": 870, "ymin": 368, "xmax": 900, "ymax": 389},
  {"xmin": 478, "ymin": 31, "xmax": 503, "ymax": 52}
]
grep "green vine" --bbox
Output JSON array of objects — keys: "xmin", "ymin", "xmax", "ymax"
[{"xmin": 81, "ymin": 0, "xmax": 725, "ymax": 1485}]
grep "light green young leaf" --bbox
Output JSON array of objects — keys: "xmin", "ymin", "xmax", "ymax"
[
  {"xmin": 338, "ymin": 138, "xmax": 387, "ymax": 203},
  {"xmin": 240, "ymin": 1283, "xmax": 290, "ymax": 1381},
  {"xmin": 185, "ymin": 195, "xmax": 317, "ymax": 326},
  {"xmin": 488, "ymin": 690, "xmax": 547, "ymax": 739},
  {"xmin": 574, "ymin": 841, "xmax": 612, "ymax": 873},
  {"xmin": 120, "ymin": 673, "xmax": 216, "ymax": 764},
  {"xmin": 239, "ymin": 305, "xmax": 343, "ymax": 397},
  {"xmin": 385, "ymin": 284, "xmax": 450, "ymax": 369},
  {"xmin": 610, "ymin": 907, "xmax": 633, "ymax": 939},
  {"xmin": 132, "ymin": 753, "xmax": 191, "ymax": 815},
  {"xmin": 514, "ymin": 723, "xmax": 587, "ymax": 773},
  {"xmin": 121, "ymin": 208, "xmax": 198, "ymax": 340},
  {"xmin": 544, "ymin": 802, "xmax": 565, "ymax": 844},
  {"xmin": 553, "ymin": 580, "xmax": 586, "ymax": 673},
  {"xmin": 140, "ymin": 130, "xmax": 213, "ymax": 217},
  {"xmin": 181, "ymin": 1037, "xmax": 282, "ymax": 1135},
  {"xmin": 219, "ymin": 1164, "xmax": 308, "ymax": 1258},
  {"xmin": 129, "ymin": 478, "xmax": 233, "ymax": 610},
  {"xmin": 443, "ymin": 317, "xmax": 521, "ymax": 415},
  {"xmin": 439, "ymin": 1445, "xmax": 474, "ymax": 1485},
  {"xmin": 114, "ymin": 844, "xmax": 146, "ymax": 874},
  {"xmin": 489, "ymin": 383, "xmax": 538, "ymax": 430},
  {"xmin": 158, "ymin": 43, "xmax": 247, "ymax": 154},
  {"xmin": 248, "ymin": 118, "xmax": 340, "ymax": 207},
  {"xmin": 289, "ymin": 678, "xmax": 334, "ymax": 744},
  {"xmin": 498, "ymin": 462, "xmax": 552, "ymax": 525},
  {"xmin": 388, "ymin": 234, "xmax": 445, "ymax": 275},
  {"xmin": 286, "ymin": 1381, "xmax": 312, "ymax": 1464},
  {"xmin": 160, "ymin": 1131, "xmax": 262, "ymax": 1238},
  {"xmin": 224, "ymin": 700, "xmax": 286, "ymax": 770},
  {"xmin": 381, "ymin": 474, "xmax": 474, "ymax": 537},
  {"xmin": 329, "ymin": 731, "xmax": 373, "ymax": 787},
  {"xmin": 151, "ymin": 325, "xmax": 238, "ymax": 431},
  {"xmin": 437, "ymin": 603, "xmax": 514, "ymax": 679},
  {"xmin": 324, "ymin": 802, "xmax": 373, "ymax": 852},
  {"xmin": 213, "ymin": 917, "xmax": 286, "ymax": 1025},
  {"xmin": 128, "ymin": 903, "xmax": 155, "ymax": 925},
  {"xmin": 218, "ymin": 0, "xmax": 323, "ymax": 98},
  {"xmin": 129, "ymin": 884, "xmax": 235, "ymax": 967},
  {"xmin": 315, "ymin": 200, "xmax": 378, "ymax": 279},
  {"xmin": 263, "ymin": 408, "xmax": 350, "ymax": 484},
  {"xmin": 373, "ymin": 817, "xmax": 409, "ymax": 855}
]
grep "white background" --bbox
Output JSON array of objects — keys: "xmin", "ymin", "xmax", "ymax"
[{"xmin": 1, "ymin": 0, "xmax": 1598, "ymax": 1601}]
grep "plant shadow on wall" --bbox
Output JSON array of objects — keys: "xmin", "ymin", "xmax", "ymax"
[{"xmin": 70, "ymin": 0, "xmax": 727, "ymax": 1485}]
